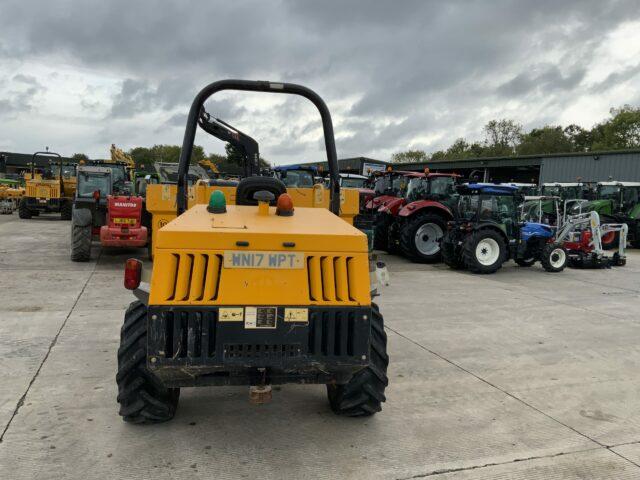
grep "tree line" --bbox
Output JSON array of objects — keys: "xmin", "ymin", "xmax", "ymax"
[
  {"xmin": 73, "ymin": 144, "xmax": 269, "ymax": 175},
  {"xmin": 390, "ymin": 105, "xmax": 640, "ymax": 163}
]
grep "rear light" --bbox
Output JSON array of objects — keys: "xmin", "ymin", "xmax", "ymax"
[
  {"xmin": 124, "ymin": 258, "xmax": 142, "ymax": 290},
  {"xmin": 93, "ymin": 190, "xmax": 101, "ymax": 201}
]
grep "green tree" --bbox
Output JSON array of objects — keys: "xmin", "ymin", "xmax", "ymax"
[
  {"xmin": 563, "ymin": 124, "xmax": 591, "ymax": 152},
  {"xmin": 591, "ymin": 105, "xmax": 640, "ymax": 150},
  {"xmin": 516, "ymin": 126, "xmax": 573, "ymax": 155},
  {"xmin": 390, "ymin": 149, "xmax": 428, "ymax": 163},
  {"xmin": 72, "ymin": 153, "xmax": 89, "ymax": 161},
  {"xmin": 482, "ymin": 119, "xmax": 522, "ymax": 156}
]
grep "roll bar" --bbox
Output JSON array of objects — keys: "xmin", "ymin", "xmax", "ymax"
[
  {"xmin": 31, "ymin": 151, "xmax": 63, "ymax": 195},
  {"xmin": 177, "ymin": 80, "xmax": 340, "ymax": 216}
]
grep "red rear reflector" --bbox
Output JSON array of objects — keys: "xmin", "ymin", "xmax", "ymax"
[
  {"xmin": 124, "ymin": 258, "xmax": 142, "ymax": 290},
  {"xmin": 93, "ymin": 190, "xmax": 101, "ymax": 201}
]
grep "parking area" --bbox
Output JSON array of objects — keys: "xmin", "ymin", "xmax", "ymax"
[{"xmin": 1, "ymin": 212, "xmax": 639, "ymax": 479}]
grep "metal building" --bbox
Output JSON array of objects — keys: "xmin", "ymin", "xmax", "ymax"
[
  {"xmin": 303, "ymin": 157, "xmax": 388, "ymax": 175},
  {"xmin": 394, "ymin": 149, "xmax": 640, "ymax": 184}
]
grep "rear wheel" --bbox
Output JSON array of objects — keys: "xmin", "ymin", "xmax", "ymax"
[
  {"xmin": 400, "ymin": 213, "xmax": 446, "ymax": 263},
  {"xmin": 462, "ymin": 229, "xmax": 506, "ymax": 274},
  {"xmin": 541, "ymin": 243, "xmax": 567, "ymax": 272},
  {"xmin": 18, "ymin": 198, "xmax": 32, "ymax": 219},
  {"xmin": 116, "ymin": 301, "xmax": 180, "ymax": 424},
  {"xmin": 70, "ymin": 220, "xmax": 92, "ymax": 262},
  {"xmin": 327, "ymin": 303, "xmax": 388, "ymax": 417}
]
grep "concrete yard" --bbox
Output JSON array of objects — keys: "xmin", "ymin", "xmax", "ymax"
[{"xmin": 1, "ymin": 212, "xmax": 640, "ymax": 480}]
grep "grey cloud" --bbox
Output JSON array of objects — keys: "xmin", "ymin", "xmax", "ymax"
[
  {"xmin": 0, "ymin": 0, "xmax": 638, "ymax": 161},
  {"xmin": 497, "ymin": 64, "xmax": 587, "ymax": 98}
]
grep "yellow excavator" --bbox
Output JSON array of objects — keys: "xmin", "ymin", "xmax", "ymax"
[{"xmin": 110, "ymin": 144, "xmax": 136, "ymax": 180}]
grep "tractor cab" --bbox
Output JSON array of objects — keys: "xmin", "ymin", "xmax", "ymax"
[
  {"xmin": 596, "ymin": 182, "xmax": 640, "ymax": 216},
  {"xmin": 116, "ymin": 80, "xmax": 388, "ymax": 424},
  {"xmin": 273, "ymin": 164, "xmax": 317, "ymax": 188}
]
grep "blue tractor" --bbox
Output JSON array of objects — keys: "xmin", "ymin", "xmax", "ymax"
[{"xmin": 441, "ymin": 184, "xmax": 568, "ymax": 274}]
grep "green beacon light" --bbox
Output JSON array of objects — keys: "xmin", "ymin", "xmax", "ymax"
[{"xmin": 207, "ymin": 190, "xmax": 227, "ymax": 214}]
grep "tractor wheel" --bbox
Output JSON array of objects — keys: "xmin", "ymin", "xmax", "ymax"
[
  {"xmin": 462, "ymin": 229, "xmax": 506, "ymax": 274},
  {"xmin": 60, "ymin": 201, "xmax": 72, "ymax": 221},
  {"xmin": 327, "ymin": 303, "xmax": 388, "ymax": 417},
  {"xmin": 18, "ymin": 198, "xmax": 32, "ymax": 219},
  {"xmin": 116, "ymin": 301, "xmax": 180, "ymax": 424},
  {"xmin": 541, "ymin": 243, "xmax": 568, "ymax": 272},
  {"xmin": 373, "ymin": 214, "xmax": 391, "ymax": 251},
  {"xmin": 70, "ymin": 221, "xmax": 92, "ymax": 262},
  {"xmin": 400, "ymin": 213, "xmax": 446, "ymax": 263},
  {"xmin": 515, "ymin": 257, "xmax": 536, "ymax": 267},
  {"xmin": 441, "ymin": 231, "xmax": 464, "ymax": 270}
]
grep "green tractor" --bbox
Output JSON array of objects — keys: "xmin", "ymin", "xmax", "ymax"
[{"xmin": 570, "ymin": 181, "xmax": 640, "ymax": 247}]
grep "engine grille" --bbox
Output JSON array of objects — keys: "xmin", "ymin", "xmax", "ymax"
[
  {"xmin": 306, "ymin": 255, "xmax": 357, "ymax": 304},
  {"xmin": 159, "ymin": 253, "xmax": 223, "ymax": 302}
]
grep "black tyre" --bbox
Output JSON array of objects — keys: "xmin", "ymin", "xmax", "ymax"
[
  {"xmin": 540, "ymin": 243, "xmax": 567, "ymax": 272},
  {"xmin": 327, "ymin": 303, "xmax": 388, "ymax": 417},
  {"xmin": 18, "ymin": 198, "xmax": 32, "ymax": 219},
  {"xmin": 116, "ymin": 301, "xmax": 180, "ymax": 424},
  {"xmin": 399, "ymin": 213, "xmax": 447, "ymax": 263},
  {"xmin": 60, "ymin": 201, "xmax": 72, "ymax": 220},
  {"xmin": 462, "ymin": 229, "xmax": 507, "ymax": 274},
  {"xmin": 70, "ymin": 221, "xmax": 92, "ymax": 262},
  {"xmin": 441, "ymin": 231, "xmax": 465, "ymax": 270},
  {"xmin": 373, "ymin": 213, "xmax": 391, "ymax": 251},
  {"xmin": 515, "ymin": 257, "xmax": 536, "ymax": 267}
]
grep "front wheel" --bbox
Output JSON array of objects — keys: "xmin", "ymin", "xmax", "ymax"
[
  {"xmin": 18, "ymin": 198, "xmax": 32, "ymax": 219},
  {"xmin": 327, "ymin": 303, "xmax": 388, "ymax": 416},
  {"xmin": 400, "ymin": 213, "xmax": 447, "ymax": 263},
  {"xmin": 116, "ymin": 301, "xmax": 180, "ymax": 423},
  {"xmin": 70, "ymin": 221, "xmax": 92, "ymax": 262},
  {"xmin": 462, "ymin": 229, "xmax": 507, "ymax": 274},
  {"xmin": 541, "ymin": 243, "xmax": 567, "ymax": 272}
]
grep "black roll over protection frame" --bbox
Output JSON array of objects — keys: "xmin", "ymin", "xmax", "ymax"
[{"xmin": 176, "ymin": 80, "xmax": 341, "ymax": 217}]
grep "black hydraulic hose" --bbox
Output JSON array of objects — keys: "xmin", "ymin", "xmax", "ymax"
[{"xmin": 177, "ymin": 80, "xmax": 340, "ymax": 216}]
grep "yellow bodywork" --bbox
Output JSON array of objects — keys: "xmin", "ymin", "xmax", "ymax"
[
  {"xmin": 149, "ymin": 204, "xmax": 370, "ymax": 307},
  {"xmin": 145, "ymin": 182, "xmax": 360, "ymax": 256},
  {"xmin": 25, "ymin": 177, "xmax": 76, "ymax": 200}
]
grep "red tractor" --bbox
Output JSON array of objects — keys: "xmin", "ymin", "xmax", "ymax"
[
  {"xmin": 71, "ymin": 163, "xmax": 147, "ymax": 262},
  {"xmin": 377, "ymin": 172, "xmax": 459, "ymax": 262}
]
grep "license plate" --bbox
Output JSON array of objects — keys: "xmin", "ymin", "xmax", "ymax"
[
  {"xmin": 224, "ymin": 251, "xmax": 304, "ymax": 269},
  {"xmin": 38, "ymin": 199, "xmax": 47, "ymax": 204},
  {"xmin": 245, "ymin": 307, "xmax": 277, "ymax": 329},
  {"xmin": 114, "ymin": 218, "xmax": 136, "ymax": 225}
]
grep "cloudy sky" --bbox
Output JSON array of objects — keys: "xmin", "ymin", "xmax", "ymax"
[{"xmin": 1, "ymin": 0, "xmax": 639, "ymax": 165}]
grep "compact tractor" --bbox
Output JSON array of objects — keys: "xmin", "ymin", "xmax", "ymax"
[
  {"xmin": 71, "ymin": 161, "xmax": 147, "ymax": 261},
  {"xmin": 441, "ymin": 184, "xmax": 568, "ymax": 274},
  {"xmin": 117, "ymin": 80, "xmax": 388, "ymax": 423},
  {"xmin": 558, "ymin": 211, "xmax": 627, "ymax": 268},
  {"xmin": 19, "ymin": 151, "xmax": 76, "ymax": 220},
  {"xmin": 376, "ymin": 171, "xmax": 459, "ymax": 263}
]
